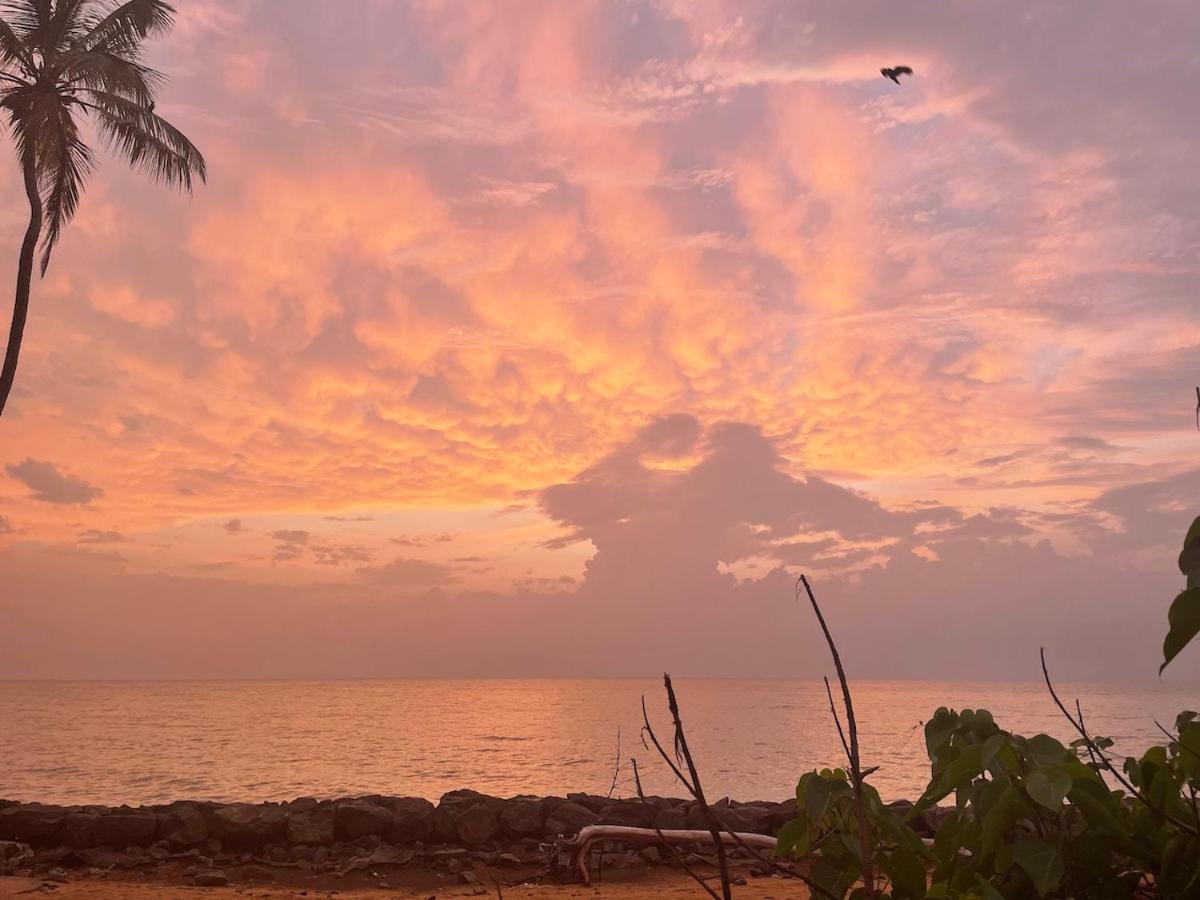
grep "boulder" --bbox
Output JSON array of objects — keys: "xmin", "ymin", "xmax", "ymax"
[
  {"xmin": 0, "ymin": 804, "xmax": 65, "ymax": 844},
  {"xmin": 455, "ymin": 803, "xmax": 499, "ymax": 846},
  {"xmin": 712, "ymin": 804, "xmax": 771, "ymax": 835},
  {"xmin": 193, "ymin": 869, "xmax": 228, "ymax": 887},
  {"xmin": 597, "ymin": 801, "xmax": 654, "ymax": 828},
  {"xmin": 565, "ymin": 793, "xmax": 609, "ymax": 813},
  {"xmin": 499, "ymin": 799, "xmax": 544, "ymax": 837},
  {"xmin": 389, "ymin": 798, "xmax": 434, "ymax": 843},
  {"xmin": 544, "ymin": 801, "xmax": 598, "ymax": 838},
  {"xmin": 93, "ymin": 810, "xmax": 157, "ymax": 847},
  {"xmin": 63, "ymin": 813, "xmax": 102, "ymax": 848},
  {"xmin": 158, "ymin": 803, "xmax": 209, "ymax": 847},
  {"xmin": 211, "ymin": 804, "xmax": 287, "ymax": 848},
  {"xmin": 335, "ymin": 800, "xmax": 393, "ymax": 840},
  {"xmin": 653, "ymin": 806, "xmax": 688, "ymax": 831},
  {"xmin": 287, "ymin": 805, "xmax": 333, "ymax": 845}
]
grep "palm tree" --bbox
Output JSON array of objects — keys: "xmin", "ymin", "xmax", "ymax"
[{"xmin": 0, "ymin": 0, "xmax": 204, "ymax": 417}]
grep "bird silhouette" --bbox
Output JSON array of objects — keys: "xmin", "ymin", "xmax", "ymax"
[{"xmin": 881, "ymin": 65, "xmax": 913, "ymax": 84}]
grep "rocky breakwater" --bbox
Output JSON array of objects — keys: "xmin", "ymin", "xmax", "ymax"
[{"xmin": 0, "ymin": 791, "xmax": 804, "ymax": 888}]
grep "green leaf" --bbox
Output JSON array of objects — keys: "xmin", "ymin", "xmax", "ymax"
[
  {"xmin": 884, "ymin": 844, "xmax": 927, "ymax": 899},
  {"xmin": 774, "ymin": 817, "xmax": 807, "ymax": 857},
  {"xmin": 976, "ymin": 877, "xmax": 1006, "ymax": 900},
  {"xmin": 1180, "ymin": 539, "xmax": 1200, "ymax": 584},
  {"xmin": 1178, "ymin": 723, "xmax": 1200, "ymax": 780},
  {"xmin": 1025, "ymin": 769, "xmax": 1072, "ymax": 810},
  {"xmin": 1025, "ymin": 734, "xmax": 1069, "ymax": 766},
  {"xmin": 804, "ymin": 772, "xmax": 850, "ymax": 823},
  {"xmin": 1013, "ymin": 836, "xmax": 1065, "ymax": 896},
  {"xmin": 1161, "ymin": 587, "xmax": 1200, "ymax": 673},
  {"xmin": 980, "ymin": 784, "xmax": 1024, "ymax": 856}
]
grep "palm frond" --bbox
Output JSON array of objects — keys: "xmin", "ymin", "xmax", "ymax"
[
  {"xmin": 59, "ymin": 46, "xmax": 160, "ymax": 101},
  {"xmin": 85, "ymin": 88, "xmax": 204, "ymax": 190},
  {"xmin": 0, "ymin": 13, "xmax": 34, "ymax": 74},
  {"xmin": 45, "ymin": 0, "xmax": 88, "ymax": 54},
  {"xmin": 37, "ymin": 94, "xmax": 94, "ymax": 273},
  {"xmin": 76, "ymin": 0, "xmax": 174, "ymax": 54}
]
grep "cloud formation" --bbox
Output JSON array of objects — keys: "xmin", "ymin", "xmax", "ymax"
[
  {"xmin": 5, "ymin": 460, "xmax": 104, "ymax": 505},
  {"xmin": 0, "ymin": 2, "xmax": 1197, "ymax": 679}
]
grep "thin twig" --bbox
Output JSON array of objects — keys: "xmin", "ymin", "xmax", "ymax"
[
  {"xmin": 799, "ymin": 575, "xmax": 876, "ymax": 895},
  {"xmin": 824, "ymin": 675, "xmax": 852, "ymax": 766},
  {"xmin": 1041, "ymin": 648, "xmax": 1199, "ymax": 836},
  {"xmin": 1156, "ymin": 720, "xmax": 1200, "ymax": 764},
  {"xmin": 631, "ymin": 757, "xmax": 721, "ymax": 900},
  {"xmin": 662, "ymin": 674, "xmax": 734, "ymax": 900},
  {"xmin": 607, "ymin": 726, "xmax": 623, "ymax": 799}
]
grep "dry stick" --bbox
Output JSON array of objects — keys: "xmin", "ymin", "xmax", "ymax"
[
  {"xmin": 631, "ymin": 757, "xmax": 722, "ymax": 900},
  {"xmin": 823, "ymin": 675, "xmax": 852, "ymax": 765},
  {"xmin": 1040, "ymin": 648, "xmax": 1199, "ymax": 837},
  {"xmin": 660, "ymin": 674, "xmax": 734, "ymax": 900},
  {"xmin": 640, "ymin": 697, "xmax": 841, "ymax": 900},
  {"xmin": 799, "ymin": 575, "xmax": 877, "ymax": 896},
  {"xmin": 607, "ymin": 726, "xmax": 623, "ymax": 799}
]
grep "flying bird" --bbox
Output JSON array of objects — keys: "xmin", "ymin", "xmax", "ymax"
[{"xmin": 881, "ymin": 65, "xmax": 913, "ymax": 84}]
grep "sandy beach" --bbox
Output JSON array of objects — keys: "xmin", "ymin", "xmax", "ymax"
[{"xmin": 2, "ymin": 871, "xmax": 813, "ymax": 899}]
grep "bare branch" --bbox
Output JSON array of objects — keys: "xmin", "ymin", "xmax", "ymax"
[
  {"xmin": 1041, "ymin": 648, "xmax": 1199, "ymax": 836},
  {"xmin": 799, "ymin": 575, "xmax": 877, "ymax": 895},
  {"xmin": 631, "ymin": 757, "xmax": 721, "ymax": 900}
]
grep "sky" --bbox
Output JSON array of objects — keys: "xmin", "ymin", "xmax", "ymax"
[{"xmin": 1, "ymin": 1, "xmax": 1198, "ymax": 681}]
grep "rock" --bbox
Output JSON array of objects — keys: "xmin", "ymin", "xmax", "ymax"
[
  {"xmin": 496, "ymin": 852, "xmax": 522, "ymax": 867},
  {"xmin": 455, "ymin": 804, "xmax": 499, "ymax": 846},
  {"xmin": 565, "ymin": 793, "xmax": 609, "ymax": 813},
  {"xmin": 289, "ymin": 797, "xmax": 319, "ymax": 813},
  {"xmin": 335, "ymin": 800, "xmax": 394, "ymax": 840},
  {"xmin": 544, "ymin": 801, "xmax": 598, "ymax": 838},
  {"xmin": 597, "ymin": 801, "xmax": 654, "ymax": 828},
  {"xmin": 158, "ymin": 802, "xmax": 209, "ymax": 847},
  {"xmin": 62, "ymin": 813, "xmax": 102, "ymax": 848},
  {"xmin": 0, "ymin": 841, "xmax": 30, "ymax": 862},
  {"xmin": 76, "ymin": 848, "xmax": 134, "ymax": 869},
  {"xmin": 210, "ymin": 804, "xmax": 287, "ymax": 848},
  {"xmin": 0, "ymin": 804, "xmax": 65, "ymax": 844},
  {"xmin": 287, "ymin": 806, "xmax": 334, "ymax": 845},
  {"xmin": 499, "ymin": 799, "xmax": 544, "ymax": 837},
  {"xmin": 312, "ymin": 846, "xmax": 328, "ymax": 865},
  {"xmin": 459, "ymin": 869, "xmax": 478, "ymax": 884},
  {"xmin": 236, "ymin": 863, "xmax": 275, "ymax": 882},
  {"xmin": 93, "ymin": 810, "xmax": 157, "ymax": 847},
  {"xmin": 389, "ymin": 798, "xmax": 434, "ymax": 844},
  {"xmin": 192, "ymin": 869, "xmax": 229, "ymax": 886},
  {"xmin": 712, "ymin": 804, "xmax": 771, "ymax": 835},
  {"xmin": 653, "ymin": 806, "xmax": 688, "ymax": 831},
  {"xmin": 433, "ymin": 791, "xmax": 500, "ymax": 843}
]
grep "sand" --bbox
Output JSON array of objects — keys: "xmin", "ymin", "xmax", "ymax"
[{"xmin": 1, "ymin": 871, "xmax": 812, "ymax": 899}]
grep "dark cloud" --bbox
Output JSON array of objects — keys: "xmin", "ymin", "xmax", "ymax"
[
  {"xmin": 5, "ymin": 459, "xmax": 103, "ymax": 505},
  {"xmin": 323, "ymin": 515, "xmax": 375, "ymax": 522},
  {"xmin": 271, "ymin": 529, "xmax": 311, "ymax": 562},
  {"xmin": 312, "ymin": 542, "xmax": 373, "ymax": 567},
  {"xmin": 223, "ymin": 519, "xmax": 243, "ymax": 534},
  {"xmin": 0, "ymin": 515, "xmax": 12, "ymax": 536}
]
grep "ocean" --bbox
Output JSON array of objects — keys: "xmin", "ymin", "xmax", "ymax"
[{"xmin": 2, "ymin": 678, "xmax": 1196, "ymax": 807}]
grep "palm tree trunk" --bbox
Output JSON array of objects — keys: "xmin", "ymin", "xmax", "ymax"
[{"xmin": 0, "ymin": 147, "xmax": 43, "ymax": 418}]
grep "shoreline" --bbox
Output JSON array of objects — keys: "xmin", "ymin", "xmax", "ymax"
[{"xmin": 0, "ymin": 791, "xmax": 852, "ymax": 896}]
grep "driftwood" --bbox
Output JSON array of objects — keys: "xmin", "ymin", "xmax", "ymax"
[{"xmin": 552, "ymin": 824, "xmax": 777, "ymax": 885}]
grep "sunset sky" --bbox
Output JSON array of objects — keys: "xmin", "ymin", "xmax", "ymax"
[{"xmin": 1, "ymin": 1, "xmax": 1198, "ymax": 680}]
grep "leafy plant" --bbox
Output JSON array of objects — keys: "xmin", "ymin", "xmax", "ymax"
[
  {"xmin": 1162, "ymin": 514, "xmax": 1200, "ymax": 673},
  {"xmin": 776, "ymin": 504, "xmax": 1200, "ymax": 899}
]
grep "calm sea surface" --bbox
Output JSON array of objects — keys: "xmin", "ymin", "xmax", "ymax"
[{"xmin": 2, "ymin": 679, "xmax": 1197, "ymax": 807}]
